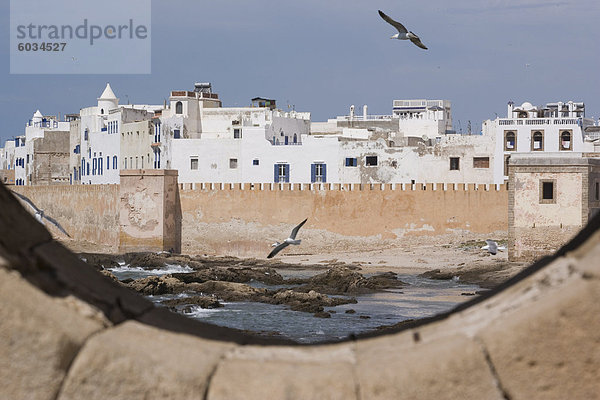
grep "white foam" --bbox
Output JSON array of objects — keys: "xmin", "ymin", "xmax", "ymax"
[
  {"xmin": 183, "ymin": 305, "xmax": 222, "ymax": 318},
  {"xmin": 108, "ymin": 263, "xmax": 193, "ymax": 275}
]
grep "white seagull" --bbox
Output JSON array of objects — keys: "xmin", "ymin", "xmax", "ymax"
[
  {"xmin": 481, "ymin": 239, "xmax": 506, "ymax": 255},
  {"xmin": 267, "ymin": 218, "xmax": 308, "ymax": 259},
  {"xmin": 11, "ymin": 191, "xmax": 71, "ymax": 238},
  {"xmin": 378, "ymin": 10, "xmax": 428, "ymax": 50}
]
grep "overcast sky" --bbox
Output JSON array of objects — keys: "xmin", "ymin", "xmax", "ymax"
[{"xmin": 1, "ymin": 0, "xmax": 599, "ymax": 142}]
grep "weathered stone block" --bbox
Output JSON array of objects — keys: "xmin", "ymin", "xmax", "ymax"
[
  {"xmin": 58, "ymin": 321, "xmax": 233, "ymax": 400},
  {"xmin": 355, "ymin": 334, "xmax": 503, "ymax": 399},
  {"xmin": 207, "ymin": 345, "xmax": 357, "ymax": 400},
  {"xmin": 0, "ymin": 267, "xmax": 105, "ymax": 400},
  {"xmin": 480, "ymin": 277, "xmax": 600, "ymax": 400}
]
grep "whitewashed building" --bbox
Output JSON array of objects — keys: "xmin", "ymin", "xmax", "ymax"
[
  {"xmin": 75, "ymin": 83, "xmax": 162, "ymax": 185},
  {"xmin": 2, "ymin": 111, "xmax": 70, "ymax": 186},
  {"xmin": 483, "ymin": 101, "xmax": 598, "ymax": 182}
]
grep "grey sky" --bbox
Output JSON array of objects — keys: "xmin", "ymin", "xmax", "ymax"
[{"xmin": 1, "ymin": 0, "xmax": 599, "ymax": 142}]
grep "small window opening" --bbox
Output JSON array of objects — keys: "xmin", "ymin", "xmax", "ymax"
[
  {"xmin": 450, "ymin": 157, "xmax": 460, "ymax": 170},
  {"xmin": 365, "ymin": 156, "xmax": 377, "ymax": 166}
]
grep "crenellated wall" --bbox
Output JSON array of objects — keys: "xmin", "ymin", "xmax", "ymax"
[
  {"xmin": 179, "ymin": 182, "xmax": 508, "ymax": 256},
  {"xmin": 11, "ymin": 181, "xmax": 508, "ymax": 255}
]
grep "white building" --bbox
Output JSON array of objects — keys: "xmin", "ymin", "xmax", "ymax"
[
  {"xmin": 483, "ymin": 101, "xmax": 597, "ymax": 182},
  {"xmin": 75, "ymin": 83, "xmax": 161, "ymax": 185},
  {"xmin": 2, "ymin": 111, "xmax": 70, "ymax": 186}
]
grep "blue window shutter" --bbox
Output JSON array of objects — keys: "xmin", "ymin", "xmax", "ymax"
[
  {"xmin": 274, "ymin": 164, "xmax": 278, "ymax": 182},
  {"xmin": 311, "ymin": 163, "xmax": 316, "ymax": 183},
  {"xmin": 285, "ymin": 164, "xmax": 290, "ymax": 182},
  {"xmin": 322, "ymin": 164, "xmax": 327, "ymax": 183}
]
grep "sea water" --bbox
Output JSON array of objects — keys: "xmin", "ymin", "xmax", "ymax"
[{"xmin": 109, "ymin": 265, "xmax": 481, "ymax": 343}]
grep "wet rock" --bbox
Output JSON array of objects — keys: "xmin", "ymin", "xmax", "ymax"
[
  {"xmin": 314, "ymin": 311, "xmax": 331, "ymax": 318},
  {"xmin": 296, "ymin": 267, "xmax": 405, "ymax": 295},
  {"xmin": 125, "ymin": 275, "xmax": 195, "ymax": 295},
  {"xmin": 345, "ymin": 309, "xmax": 356, "ymax": 314},
  {"xmin": 172, "ymin": 267, "xmax": 284, "ymax": 285},
  {"xmin": 359, "ymin": 315, "xmax": 371, "ymax": 319},
  {"xmin": 78, "ymin": 253, "xmax": 121, "ymax": 270},
  {"xmin": 419, "ymin": 262, "xmax": 523, "ymax": 289},
  {"xmin": 161, "ymin": 295, "xmax": 223, "ymax": 309},
  {"xmin": 99, "ymin": 269, "xmax": 119, "ymax": 282},
  {"xmin": 461, "ymin": 292, "xmax": 477, "ymax": 296}
]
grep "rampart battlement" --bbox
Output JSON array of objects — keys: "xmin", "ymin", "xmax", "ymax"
[{"xmin": 179, "ymin": 182, "xmax": 508, "ymax": 192}]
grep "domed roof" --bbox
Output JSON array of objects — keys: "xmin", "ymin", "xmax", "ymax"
[
  {"xmin": 520, "ymin": 102, "xmax": 535, "ymax": 110},
  {"xmin": 98, "ymin": 83, "xmax": 118, "ymax": 100}
]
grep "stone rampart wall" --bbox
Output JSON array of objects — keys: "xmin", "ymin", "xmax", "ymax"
[
  {"xmin": 12, "ymin": 185, "xmax": 119, "ymax": 248},
  {"xmin": 179, "ymin": 182, "xmax": 508, "ymax": 256},
  {"xmin": 11, "ymin": 182, "xmax": 508, "ymax": 256}
]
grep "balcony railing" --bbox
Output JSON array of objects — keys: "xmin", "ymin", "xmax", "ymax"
[{"xmin": 498, "ymin": 118, "xmax": 580, "ymax": 126}]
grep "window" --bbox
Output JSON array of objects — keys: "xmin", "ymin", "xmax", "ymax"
[
  {"xmin": 532, "ymin": 131, "xmax": 544, "ymax": 151},
  {"xmin": 450, "ymin": 157, "xmax": 460, "ymax": 170},
  {"xmin": 274, "ymin": 163, "xmax": 289, "ymax": 183},
  {"xmin": 540, "ymin": 180, "xmax": 556, "ymax": 204},
  {"xmin": 124, "ymin": 158, "xmax": 127, "ymax": 169},
  {"xmin": 113, "ymin": 156, "xmax": 117, "ymax": 170},
  {"xmin": 293, "ymin": 134, "xmax": 297, "ymax": 144},
  {"xmin": 253, "ymin": 159, "xmax": 259, "ymax": 166},
  {"xmin": 311, "ymin": 163, "xmax": 326, "ymax": 183},
  {"xmin": 106, "ymin": 156, "xmax": 110, "ymax": 170},
  {"xmin": 175, "ymin": 101, "xmax": 183, "ymax": 114},
  {"xmin": 504, "ymin": 131, "xmax": 516, "ymax": 151},
  {"xmin": 595, "ymin": 181, "xmax": 599, "ymax": 201},
  {"xmin": 174, "ymin": 129, "xmax": 180, "ymax": 139},
  {"xmin": 135, "ymin": 157, "xmax": 138, "ymax": 169},
  {"xmin": 234, "ymin": 129, "xmax": 241, "ymax": 139},
  {"xmin": 84, "ymin": 129, "xmax": 89, "ymax": 141},
  {"xmin": 190, "ymin": 158, "xmax": 198, "ymax": 170},
  {"xmin": 92, "ymin": 158, "xmax": 97, "ymax": 175},
  {"xmin": 473, "ymin": 157, "xmax": 490, "ymax": 168},
  {"xmin": 345, "ymin": 158, "xmax": 357, "ymax": 167},
  {"xmin": 504, "ymin": 155, "xmax": 511, "ymax": 177},
  {"xmin": 284, "ymin": 136, "xmax": 289, "ymax": 145},
  {"xmin": 230, "ymin": 158, "xmax": 238, "ymax": 169},
  {"xmin": 365, "ymin": 156, "xmax": 378, "ymax": 166},
  {"xmin": 99, "ymin": 157, "xmax": 103, "ymax": 175},
  {"xmin": 560, "ymin": 131, "xmax": 572, "ymax": 151}
]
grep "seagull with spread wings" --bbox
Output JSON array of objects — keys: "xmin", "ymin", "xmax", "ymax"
[
  {"xmin": 267, "ymin": 218, "xmax": 308, "ymax": 259},
  {"xmin": 11, "ymin": 191, "xmax": 71, "ymax": 238},
  {"xmin": 378, "ymin": 10, "xmax": 428, "ymax": 50},
  {"xmin": 481, "ymin": 239, "xmax": 506, "ymax": 255}
]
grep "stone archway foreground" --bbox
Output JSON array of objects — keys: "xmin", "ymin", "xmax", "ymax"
[{"xmin": 1, "ymin": 182, "xmax": 599, "ymax": 400}]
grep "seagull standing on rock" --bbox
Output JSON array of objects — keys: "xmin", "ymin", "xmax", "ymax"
[
  {"xmin": 378, "ymin": 10, "xmax": 428, "ymax": 50},
  {"xmin": 267, "ymin": 218, "xmax": 308, "ymax": 259}
]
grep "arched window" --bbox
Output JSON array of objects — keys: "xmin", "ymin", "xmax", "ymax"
[
  {"xmin": 113, "ymin": 156, "xmax": 117, "ymax": 169},
  {"xmin": 101, "ymin": 109, "xmax": 104, "ymax": 114},
  {"xmin": 518, "ymin": 111, "xmax": 527, "ymax": 118},
  {"xmin": 504, "ymin": 131, "xmax": 516, "ymax": 151},
  {"xmin": 532, "ymin": 131, "xmax": 543, "ymax": 151},
  {"xmin": 84, "ymin": 129, "xmax": 89, "ymax": 141},
  {"xmin": 175, "ymin": 101, "xmax": 183, "ymax": 115},
  {"xmin": 293, "ymin": 133, "xmax": 297, "ymax": 144},
  {"xmin": 560, "ymin": 131, "xmax": 572, "ymax": 150}
]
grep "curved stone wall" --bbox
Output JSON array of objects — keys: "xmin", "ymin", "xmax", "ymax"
[{"xmin": 1, "ymin": 182, "xmax": 599, "ymax": 400}]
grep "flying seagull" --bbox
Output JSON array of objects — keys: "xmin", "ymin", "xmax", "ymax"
[
  {"xmin": 378, "ymin": 10, "xmax": 428, "ymax": 50},
  {"xmin": 11, "ymin": 191, "xmax": 71, "ymax": 238},
  {"xmin": 481, "ymin": 240, "xmax": 506, "ymax": 255},
  {"xmin": 267, "ymin": 218, "xmax": 308, "ymax": 259}
]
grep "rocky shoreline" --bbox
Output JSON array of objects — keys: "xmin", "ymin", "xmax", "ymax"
[
  {"xmin": 79, "ymin": 250, "xmax": 524, "ymax": 335},
  {"xmin": 81, "ymin": 252, "xmax": 404, "ymax": 319}
]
